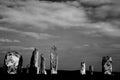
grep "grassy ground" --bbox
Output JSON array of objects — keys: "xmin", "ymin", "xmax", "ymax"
[{"xmin": 0, "ymin": 68, "xmax": 120, "ymax": 80}]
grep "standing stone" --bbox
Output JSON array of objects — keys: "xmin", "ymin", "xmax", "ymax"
[
  {"xmin": 4, "ymin": 51, "xmax": 23, "ymax": 74},
  {"xmin": 50, "ymin": 45, "xmax": 58, "ymax": 74},
  {"xmin": 29, "ymin": 48, "xmax": 39, "ymax": 74},
  {"xmin": 26, "ymin": 64, "xmax": 29, "ymax": 74},
  {"xmin": 89, "ymin": 65, "xmax": 94, "ymax": 75},
  {"xmin": 80, "ymin": 62, "xmax": 86, "ymax": 75},
  {"xmin": 40, "ymin": 53, "xmax": 47, "ymax": 75},
  {"xmin": 102, "ymin": 56, "xmax": 112, "ymax": 75}
]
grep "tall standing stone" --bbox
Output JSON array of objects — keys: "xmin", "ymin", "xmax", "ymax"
[
  {"xmin": 4, "ymin": 51, "xmax": 23, "ymax": 74},
  {"xmin": 102, "ymin": 56, "xmax": 112, "ymax": 75},
  {"xmin": 89, "ymin": 65, "xmax": 94, "ymax": 75},
  {"xmin": 40, "ymin": 53, "xmax": 47, "ymax": 75},
  {"xmin": 50, "ymin": 45, "xmax": 58, "ymax": 74},
  {"xmin": 26, "ymin": 64, "xmax": 29, "ymax": 74},
  {"xmin": 80, "ymin": 62, "xmax": 86, "ymax": 75},
  {"xmin": 29, "ymin": 48, "xmax": 39, "ymax": 74}
]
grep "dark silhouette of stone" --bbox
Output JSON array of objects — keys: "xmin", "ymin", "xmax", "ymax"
[
  {"xmin": 40, "ymin": 53, "xmax": 47, "ymax": 75},
  {"xmin": 89, "ymin": 65, "xmax": 94, "ymax": 75},
  {"xmin": 29, "ymin": 48, "xmax": 39, "ymax": 74}
]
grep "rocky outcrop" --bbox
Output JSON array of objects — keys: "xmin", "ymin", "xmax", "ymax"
[
  {"xmin": 102, "ymin": 56, "xmax": 112, "ymax": 75},
  {"xmin": 4, "ymin": 51, "xmax": 23, "ymax": 74}
]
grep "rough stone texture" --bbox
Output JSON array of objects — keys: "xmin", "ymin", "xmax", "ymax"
[
  {"xmin": 80, "ymin": 62, "xmax": 86, "ymax": 75},
  {"xmin": 4, "ymin": 51, "xmax": 23, "ymax": 74},
  {"xmin": 50, "ymin": 45, "xmax": 58, "ymax": 74},
  {"xmin": 40, "ymin": 54, "xmax": 47, "ymax": 75},
  {"xmin": 102, "ymin": 56, "xmax": 112, "ymax": 75}
]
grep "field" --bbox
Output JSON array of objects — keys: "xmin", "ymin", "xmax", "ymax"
[{"xmin": 0, "ymin": 68, "xmax": 120, "ymax": 80}]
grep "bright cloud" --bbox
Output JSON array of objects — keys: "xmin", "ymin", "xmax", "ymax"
[
  {"xmin": 0, "ymin": 38, "xmax": 20, "ymax": 43},
  {"xmin": 22, "ymin": 32, "xmax": 59, "ymax": 40},
  {"xmin": 92, "ymin": 22, "xmax": 120, "ymax": 37},
  {"xmin": 0, "ymin": 27, "xmax": 58, "ymax": 40},
  {"xmin": 0, "ymin": 46, "xmax": 34, "ymax": 50},
  {"xmin": 0, "ymin": 0, "xmax": 120, "ymax": 37},
  {"xmin": 0, "ymin": 1, "xmax": 87, "ymax": 30}
]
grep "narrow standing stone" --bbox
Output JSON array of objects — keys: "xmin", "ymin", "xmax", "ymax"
[
  {"xmin": 29, "ymin": 48, "xmax": 39, "ymax": 74},
  {"xmin": 89, "ymin": 65, "xmax": 94, "ymax": 75},
  {"xmin": 40, "ymin": 53, "xmax": 47, "ymax": 75},
  {"xmin": 80, "ymin": 62, "xmax": 86, "ymax": 75},
  {"xmin": 50, "ymin": 45, "xmax": 58, "ymax": 74}
]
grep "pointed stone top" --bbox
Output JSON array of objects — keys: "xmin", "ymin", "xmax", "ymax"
[
  {"xmin": 32, "ymin": 48, "xmax": 39, "ymax": 53},
  {"xmin": 51, "ymin": 45, "xmax": 57, "ymax": 51},
  {"xmin": 81, "ymin": 62, "xmax": 85, "ymax": 64},
  {"xmin": 34, "ymin": 48, "xmax": 38, "ymax": 51}
]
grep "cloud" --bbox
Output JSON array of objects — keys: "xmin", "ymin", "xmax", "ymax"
[
  {"xmin": 79, "ymin": 0, "xmax": 113, "ymax": 5},
  {"xmin": 74, "ymin": 44, "xmax": 90, "ymax": 49},
  {"xmin": 79, "ymin": 0, "xmax": 120, "ymax": 5},
  {"xmin": 22, "ymin": 47, "xmax": 35, "ymax": 50},
  {"xmin": 0, "ymin": 1, "xmax": 87, "ymax": 30},
  {"xmin": 0, "ymin": 27, "xmax": 59, "ymax": 39},
  {"xmin": 0, "ymin": 27, "xmax": 19, "ymax": 33},
  {"xmin": 109, "ymin": 44, "xmax": 120, "ymax": 49},
  {"xmin": 92, "ymin": 22, "xmax": 120, "ymax": 37},
  {"xmin": 0, "ymin": 0, "xmax": 120, "ymax": 37},
  {"xmin": 0, "ymin": 46, "xmax": 35, "ymax": 50},
  {"xmin": 22, "ymin": 32, "xmax": 59, "ymax": 40},
  {"xmin": 0, "ymin": 38, "xmax": 20, "ymax": 43}
]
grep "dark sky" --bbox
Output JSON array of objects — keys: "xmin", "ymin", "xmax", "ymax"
[{"xmin": 0, "ymin": 0, "xmax": 120, "ymax": 72}]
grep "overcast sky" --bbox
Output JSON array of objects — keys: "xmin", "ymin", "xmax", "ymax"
[{"xmin": 0, "ymin": 0, "xmax": 120, "ymax": 72}]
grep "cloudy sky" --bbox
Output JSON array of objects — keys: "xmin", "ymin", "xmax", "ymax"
[{"xmin": 0, "ymin": 0, "xmax": 120, "ymax": 72}]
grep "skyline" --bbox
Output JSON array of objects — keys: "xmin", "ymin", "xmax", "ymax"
[
  {"xmin": 0, "ymin": 48, "xmax": 114, "ymax": 73},
  {"xmin": 0, "ymin": 0, "xmax": 120, "ymax": 72}
]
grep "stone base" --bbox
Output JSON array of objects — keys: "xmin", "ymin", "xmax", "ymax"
[
  {"xmin": 40, "ymin": 70, "xmax": 47, "ymax": 75},
  {"xmin": 80, "ymin": 72, "xmax": 86, "ymax": 75},
  {"xmin": 51, "ymin": 70, "xmax": 57, "ymax": 74}
]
